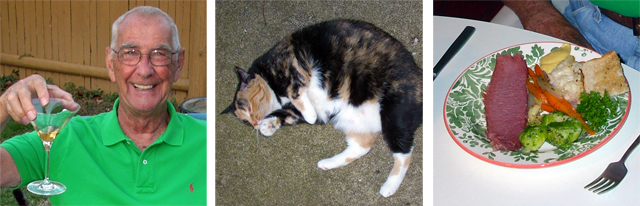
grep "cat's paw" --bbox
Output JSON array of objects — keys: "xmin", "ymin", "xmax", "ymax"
[
  {"xmin": 379, "ymin": 175, "xmax": 402, "ymax": 197},
  {"xmin": 317, "ymin": 157, "xmax": 347, "ymax": 171},
  {"xmin": 301, "ymin": 109, "xmax": 317, "ymax": 124},
  {"xmin": 259, "ymin": 117, "xmax": 280, "ymax": 136}
]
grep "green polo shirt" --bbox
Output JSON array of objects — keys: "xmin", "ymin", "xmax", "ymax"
[
  {"xmin": 591, "ymin": 0, "xmax": 640, "ymax": 17},
  {"xmin": 0, "ymin": 99, "xmax": 206, "ymax": 205}
]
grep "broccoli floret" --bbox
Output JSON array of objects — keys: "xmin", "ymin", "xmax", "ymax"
[
  {"xmin": 519, "ymin": 124, "xmax": 547, "ymax": 153},
  {"xmin": 541, "ymin": 111, "xmax": 571, "ymax": 126},
  {"xmin": 545, "ymin": 119, "xmax": 584, "ymax": 149}
]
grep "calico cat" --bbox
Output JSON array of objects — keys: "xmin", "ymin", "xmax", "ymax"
[{"xmin": 222, "ymin": 19, "xmax": 422, "ymax": 197}]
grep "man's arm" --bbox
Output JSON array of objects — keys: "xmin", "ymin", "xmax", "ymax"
[
  {"xmin": 502, "ymin": 0, "xmax": 593, "ymax": 50},
  {"xmin": 0, "ymin": 147, "xmax": 21, "ymax": 187},
  {"xmin": 0, "ymin": 74, "xmax": 77, "ymax": 188}
]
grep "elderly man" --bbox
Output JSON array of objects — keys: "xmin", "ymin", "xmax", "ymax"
[{"xmin": 0, "ymin": 6, "xmax": 206, "ymax": 205}]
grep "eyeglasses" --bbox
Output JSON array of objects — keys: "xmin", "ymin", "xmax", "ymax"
[{"xmin": 111, "ymin": 48, "xmax": 178, "ymax": 66}]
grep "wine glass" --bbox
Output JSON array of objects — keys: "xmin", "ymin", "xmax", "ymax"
[{"xmin": 26, "ymin": 98, "xmax": 80, "ymax": 196}]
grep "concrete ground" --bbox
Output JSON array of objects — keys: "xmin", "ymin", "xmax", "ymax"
[{"xmin": 215, "ymin": 1, "xmax": 423, "ymax": 205}]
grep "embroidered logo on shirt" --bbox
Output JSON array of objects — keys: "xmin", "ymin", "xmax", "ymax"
[{"xmin": 190, "ymin": 182, "xmax": 194, "ymax": 192}]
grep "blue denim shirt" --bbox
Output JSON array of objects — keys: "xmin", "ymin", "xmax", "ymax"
[{"xmin": 563, "ymin": 0, "xmax": 640, "ymax": 71}]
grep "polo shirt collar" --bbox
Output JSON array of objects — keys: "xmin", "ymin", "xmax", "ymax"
[{"xmin": 102, "ymin": 98, "xmax": 184, "ymax": 147}]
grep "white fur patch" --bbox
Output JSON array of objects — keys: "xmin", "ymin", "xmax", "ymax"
[
  {"xmin": 259, "ymin": 117, "xmax": 280, "ymax": 136},
  {"xmin": 379, "ymin": 150, "xmax": 413, "ymax": 198},
  {"xmin": 317, "ymin": 137, "xmax": 371, "ymax": 170},
  {"xmin": 297, "ymin": 91, "xmax": 317, "ymax": 124},
  {"xmin": 307, "ymin": 69, "xmax": 382, "ymax": 133}
]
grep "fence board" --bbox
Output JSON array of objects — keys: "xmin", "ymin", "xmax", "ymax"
[
  {"xmin": 132, "ymin": 0, "xmax": 145, "ymax": 8},
  {"xmin": 1, "ymin": 1, "xmax": 10, "ymax": 75},
  {"xmin": 42, "ymin": 0, "xmax": 57, "ymax": 89},
  {"xmin": 145, "ymin": 0, "xmax": 159, "ymax": 8},
  {"xmin": 34, "ymin": 1, "xmax": 45, "ymax": 60},
  {"xmin": 43, "ymin": 1, "xmax": 52, "ymax": 61},
  {"xmin": 71, "ymin": 3, "xmax": 83, "ymax": 65},
  {"xmin": 14, "ymin": 0, "xmax": 24, "ymax": 56},
  {"xmin": 180, "ymin": 2, "xmax": 192, "ymax": 79},
  {"xmin": 23, "ymin": 1, "xmax": 36, "ymax": 58},
  {"xmin": 89, "ymin": 1, "xmax": 97, "ymax": 67},
  {"xmin": 6, "ymin": 1, "xmax": 17, "ymax": 62},
  {"xmin": 59, "ymin": 1, "xmax": 74, "ymax": 87},
  {"xmin": 15, "ymin": 0, "xmax": 30, "ymax": 80},
  {"xmin": 158, "ymin": 0, "xmax": 170, "ymax": 18},
  {"xmin": 189, "ymin": 0, "xmax": 206, "ymax": 98}
]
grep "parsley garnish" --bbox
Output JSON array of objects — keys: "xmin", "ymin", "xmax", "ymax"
[{"xmin": 576, "ymin": 91, "xmax": 618, "ymax": 132}]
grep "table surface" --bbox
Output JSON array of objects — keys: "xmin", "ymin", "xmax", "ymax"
[{"xmin": 433, "ymin": 16, "xmax": 640, "ymax": 205}]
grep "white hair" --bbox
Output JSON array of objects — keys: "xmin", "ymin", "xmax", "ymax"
[{"xmin": 110, "ymin": 6, "xmax": 181, "ymax": 60}]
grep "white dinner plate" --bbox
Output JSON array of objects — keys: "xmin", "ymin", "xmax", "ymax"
[{"xmin": 443, "ymin": 42, "xmax": 631, "ymax": 168}]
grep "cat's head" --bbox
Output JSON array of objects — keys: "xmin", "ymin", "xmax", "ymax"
[{"xmin": 222, "ymin": 66, "xmax": 275, "ymax": 129}]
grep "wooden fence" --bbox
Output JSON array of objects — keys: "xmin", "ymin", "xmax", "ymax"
[{"xmin": 0, "ymin": 0, "xmax": 206, "ymax": 104}]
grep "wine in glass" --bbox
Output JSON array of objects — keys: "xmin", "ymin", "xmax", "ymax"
[{"xmin": 26, "ymin": 98, "xmax": 80, "ymax": 195}]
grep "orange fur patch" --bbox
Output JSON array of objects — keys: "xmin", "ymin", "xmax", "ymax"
[
  {"xmin": 348, "ymin": 132, "xmax": 379, "ymax": 149},
  {"xmin": 290, "ymin": 91, "xmax": 306, "ymax": 111},
  {"xmin": 338, "ymin": 75, "xmax": 351, "ymax": 101},
  {"xmin": 391, "ymin": 154, "xmax": 412, "ymax": 176},
  {"xmin": 235, "ymin": 76, "xmax": 272, "ymax": 126},
  {"xmin": 345, "ymin": 157, "xmax": 356, "ymax": 164}
]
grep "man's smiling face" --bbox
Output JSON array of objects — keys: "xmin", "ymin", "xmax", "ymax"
[{"xmin": 106, "ymin": 12, "xmax": 183, "ymax": 115}]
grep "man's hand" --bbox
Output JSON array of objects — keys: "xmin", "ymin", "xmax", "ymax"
[{"xmin": 0, "ymin": 74, "xmax": 77, "ymax": 126}]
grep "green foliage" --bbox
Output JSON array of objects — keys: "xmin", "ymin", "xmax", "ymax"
[
  {"xmin": 0, "ymin": 119, "xmax": 33, "ymax": 141},
  {"xmin": 45, "ymin": 77, "xmax": 54, "ymax": 85},
  {"xmin": 0, "ymin": 70, "xmax": 19, "ymax": 91},
  {"xmin": 576, "ymin": 90, "xmax": 619, "ymax": 131},
  {"xmin": 170, "ymin": 97, "xmax": 179, "ymax": 111},
  {"xmin": 63, "ymin": 82, "xmax": 104, "ymax": 99},
  {"xmin": 18, "ymin": 53, "xmax": 34, "ymax": 59},
  {"xmin": 103, "ymin": 92, "xmax": 119, "ymax": 102}
]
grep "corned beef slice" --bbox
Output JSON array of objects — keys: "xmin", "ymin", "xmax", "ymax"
[{"xmin": 483, "ymin": 54, "xmax": 528, "ymax": 151}]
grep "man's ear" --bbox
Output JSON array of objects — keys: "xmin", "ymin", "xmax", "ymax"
[
  {"xmin": 106, "ymin": 47, "xmax": 116, "ymax": 82},
  {"xmin": 173, "ymin": 48, "xmax": 186, "ymax": 82}
]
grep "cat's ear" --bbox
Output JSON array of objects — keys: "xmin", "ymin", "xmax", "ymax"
[
  {"xmin": 222, "ymin": 67, "xmax": 250, "ymax": 114},
  {"xmin": 221, "ymin": 103, "xmax": 235, "ymax": 114},
  {"xmin": 235, "ymin": 66, "xmax": 251, "ymax": 83}
]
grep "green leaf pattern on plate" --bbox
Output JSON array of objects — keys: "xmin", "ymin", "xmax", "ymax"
[{"xmin": 445, "ymin": 43, "xmax": 630, "ymax": 167}]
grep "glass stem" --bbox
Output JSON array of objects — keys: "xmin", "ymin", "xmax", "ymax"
[{"xmin": 43, "ymin": 143, "xmax": 52, "ymax": 186}]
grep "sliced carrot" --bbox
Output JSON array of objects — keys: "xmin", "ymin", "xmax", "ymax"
[
  {"xmin": 540, "ymin": 103, "xmax": 555, "ymax": 112},
  {"xmin": 534, "ymin": 64, "xmax": 543, "ymax": 76},
  {"xmin": 541, "ymin": 89, "xmax": 595, "ymax": 135},
  {"xmin": 526, "ymin": 81, "xmax": 548, "ymax": 104},
  {"xmin": 533, "ymin": 64, "xmax": 549, "ymax": 82},
  {"xmin": 525, "ymin": 63, "xmax": 594, "ymax": 134}
]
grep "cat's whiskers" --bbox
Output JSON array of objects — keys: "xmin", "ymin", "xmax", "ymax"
[{"xmin": 253, "ymin": 127, "xmax": 260, "ymax": 151}]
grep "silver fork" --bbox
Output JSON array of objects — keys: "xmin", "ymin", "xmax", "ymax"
[{"xmin": 584, "ymin": 134, "xmax": 640, "ymax": 194}]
